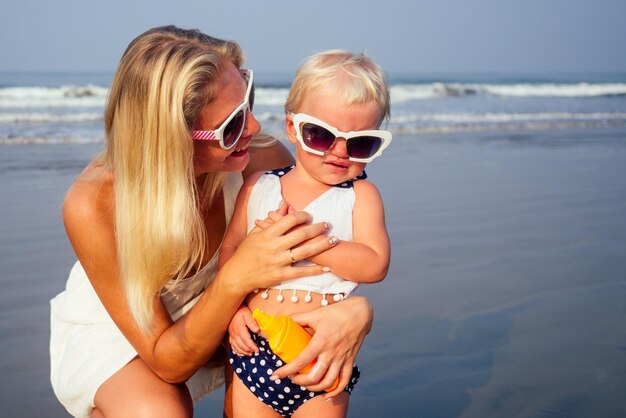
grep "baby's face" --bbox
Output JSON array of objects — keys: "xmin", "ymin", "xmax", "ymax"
[{"xmin": 287, "ymin": 91, "xmax": 382, "ymax": 186}]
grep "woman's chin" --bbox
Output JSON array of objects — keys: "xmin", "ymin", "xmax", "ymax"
[{"xmin": 224, "ymin": 148, "xmax": 251, "ymax": 172}]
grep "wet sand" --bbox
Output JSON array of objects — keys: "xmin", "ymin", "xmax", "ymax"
[{"xmin": 2, "ymin": 127, "xmax": 626, "ymax": 417}]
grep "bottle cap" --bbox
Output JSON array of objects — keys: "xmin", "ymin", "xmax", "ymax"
[{"xmin": 252, "ymin": 308, "xmax": 282, "ymax": 337}]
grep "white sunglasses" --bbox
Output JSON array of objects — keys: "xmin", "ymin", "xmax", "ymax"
[
  {"xmin": 192, "ymin": 69, "xmax": 254, "ymax": 149},
  {"xmin": 291, "ymin": 113, "xmax": 392, "ymax": 163}
]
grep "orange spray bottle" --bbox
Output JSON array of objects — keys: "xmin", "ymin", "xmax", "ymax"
[{"xmin": 252, "ymin": 308, "xmax": 339, "ymax": 392}]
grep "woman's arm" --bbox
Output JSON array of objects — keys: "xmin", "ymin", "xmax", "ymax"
[
  {"xmin": 305, "ymin": 180, "xmax": 390, "ymax": 283},
  {"xmin": 218, "ymin": 171, "xmax": 264, "ymax": 269},
  {"xmin": 63, "ymin": 172, "xmax": 335, "ymax": 384},
  {"xmin": 219, "ymin": 172, "xmax": 264, "ymax": 356}
]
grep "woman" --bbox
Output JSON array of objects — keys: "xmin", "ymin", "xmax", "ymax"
[{"xmin": 50, "ymin": 25, "xmax": 372, "ymax": 418}]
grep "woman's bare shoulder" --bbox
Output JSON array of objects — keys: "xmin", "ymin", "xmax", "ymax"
[{"xmin": 63, "ymin": 164, "xmax": 115, "ymax": 229}]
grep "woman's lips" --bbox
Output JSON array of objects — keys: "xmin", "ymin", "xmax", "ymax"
[{"xmin": 230, "ymin": 146, "xmax": 249, "ymax": 157}]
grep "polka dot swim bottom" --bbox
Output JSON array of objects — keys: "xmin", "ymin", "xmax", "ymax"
[{"xmin": 229, "ymin": 333, "xmax": 360, "ymax": 416}]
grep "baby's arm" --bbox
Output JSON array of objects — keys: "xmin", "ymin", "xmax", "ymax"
[{"xmin": 306, "ymin": 180, "xmax": 390, "ymax": 283}]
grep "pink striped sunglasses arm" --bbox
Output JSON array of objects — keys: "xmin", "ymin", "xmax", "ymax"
[{"xmin": 192, "ymin": 130, "xmax": 217, "ymax": 141}]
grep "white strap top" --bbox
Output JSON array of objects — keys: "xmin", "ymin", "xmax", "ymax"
[{"xmin": 246, "ymin": 166, "xmax": 360, "ymax": 297}]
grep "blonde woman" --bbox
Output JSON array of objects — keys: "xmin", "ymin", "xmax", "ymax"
[{"xmin": 49, "ymin": 26, "xmax": 373, "ymax": 418}]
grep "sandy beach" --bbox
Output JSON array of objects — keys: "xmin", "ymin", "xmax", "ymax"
[{"xmin": 1, "ymin": 124, "xmax": 626, "ymax": 417}]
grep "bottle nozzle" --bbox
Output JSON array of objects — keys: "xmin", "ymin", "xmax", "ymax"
[{"xmin": 252, "ymin": 308, "xmax": 283, "ymax": 337}]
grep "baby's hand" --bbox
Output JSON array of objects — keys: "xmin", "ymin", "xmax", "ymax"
[
  {"xmin": 253, "ymin": 201, "xmax": 295, "ymax": 230},
  {"xmin": 228, "ymin": 305, "xmax": 260, "ymax": 356}
]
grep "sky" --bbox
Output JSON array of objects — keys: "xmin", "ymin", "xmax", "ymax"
[{"xmin": 1, "ymin": 0, "xmax": 626, "ymax": 76}]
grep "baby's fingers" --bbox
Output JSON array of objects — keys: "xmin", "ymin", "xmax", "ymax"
[
  {"xmin": 230, "ymin": 332, "xmax": 258, "ymax": 356},
  {"xmin": 244, "ymin": 313, "xmax": 260, "ymax": 334}
]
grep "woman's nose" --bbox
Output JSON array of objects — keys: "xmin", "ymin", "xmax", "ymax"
[{"xmin": 243, "ymin": 109, "xmax": 261, "ymax": 137}]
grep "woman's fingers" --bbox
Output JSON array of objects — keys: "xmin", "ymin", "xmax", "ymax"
[
  {"xmin": 288, "ymin": 234, "xmax": 338, "ymax": 264},
  {"xmin": 271, "ymin": 334, "xmax": 349, "ymax": 393},
  {"xmin": 262, "ymin": 211, "xmax": 313, "ymax": 237},
  {"xmin": 248, "ymin": 210, "xmax": 310, "ymax": 237},
  {"xmin": 292, "ymin": 357, "xmax": 345, "ymax": 394},
  {"xmin": 224, "ymin": 209, "xmax": 340, "ymax": 292},
  {"xmin": 252, "ymin": 201, "xmax": 292, "ymax": 230},
  {"xmin": 271, "ymin": 338, "xmax": 320, "ymax": 380},
  {"xmin": 254, "ymin": 218, "xmax": 272, "ymax": 229},
  {"xmin": 323, "ymin": 361, "xmax": 353, "ymax": 398},
  {"xmin": 280, "ymin": 264, "xmax": 333, "ymax": 282},
  {"xmin": 252, "ymin": 210, "xmax": 334, "ymax": 257},
  {"xmin": 287, "ymin": 221, "xmax": 331, "ymax": 248},
  {"xmin": 271, "ymin": 297, "xmax": 373, "ymax": 393}
]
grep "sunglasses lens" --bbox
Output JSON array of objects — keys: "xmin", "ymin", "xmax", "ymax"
[
  {"xmin": 301, "ymin": 123, "xmax": 336, "ymax": 152},
  {"xmin": 347, "ymin": 136, "xmax": 383, "ymax": 159},
  {"xmin": 223, "ymin": 110, "xmax": 245, "ymax": 148}
]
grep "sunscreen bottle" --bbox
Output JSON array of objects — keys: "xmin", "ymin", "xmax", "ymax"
[{"xmin": 252, "ymin": 308, "xmax": 339, "ymax": 392}]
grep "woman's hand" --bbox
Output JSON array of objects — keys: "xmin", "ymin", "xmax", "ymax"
[
  {"xmin": 228, "ymin": 305, "xmax": 260, "ymax": 356},
  {"xmin": 219, "ymin": 209, "xmax": 337, "ymax": 295},
  {"xmin": 270, "ymin": 296, "xmax": 373, "ymax": 398}
]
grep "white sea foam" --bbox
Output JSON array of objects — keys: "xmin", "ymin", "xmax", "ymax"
[
  {"xmin": 480, "ymin": 83, "xmax": 626, "ymax": 97},
  {"xmin": 0, "ymin": 135, "xmax": 104, "ymax": 145},
  {"xmin": 388, "ymin": 112, "xmax": 626, "ymax": 134},
  {"xmin": 389, "ymin": 84, "xmax": 442, "ymax": 101},
  {"xmin": 3, "ymin": 82, "xmax": 626, "ymax": 109},
  {"xmin": 0, "ymin": 85, "xmax": 108, "ymax": 108},
  {"xmin": 255, "ymin": 87, "xmax": 289, "ymax": 106},
  {"xmin": 0, "ymin": 112, "xmax": 102, "ymax": 124},
  {"xmin": 0, "ymin": 85, "xmax": 289, "ymax": 108},
  {"xmin": 390, "ymin": 83, "xmax": 626, "ymax": 102},
  {"xmin": 393, "ymin": 120, "xmax": 626, "ymax": 135},
  {"xmin": 392, "ymin": 112, "xmax": 626, "ymax": 124},
  {"xmin": 2, "ymin": 78, "xmax": 626, "ymax": 144}
]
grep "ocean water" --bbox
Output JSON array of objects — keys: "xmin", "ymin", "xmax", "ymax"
[
  {"xmin": 2, "ymin": 71, "xmax": 626, "ymax": 144},
  {"xmin": 1, "ymin": 72, "xmax": 626, "ymax": 417}
]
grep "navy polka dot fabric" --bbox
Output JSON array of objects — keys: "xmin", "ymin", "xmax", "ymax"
[
  {"xmin": 229, "ymin": 333, "xmax": 360, "ymax": 416},
  {"xmin": 266, "ymin": 165, "xmax": 367, "ymax": 188}
]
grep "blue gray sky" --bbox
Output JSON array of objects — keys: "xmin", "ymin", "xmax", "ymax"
[{"xmin": 1, "ymin": 0, "xmax": 625, "ymax": 75}]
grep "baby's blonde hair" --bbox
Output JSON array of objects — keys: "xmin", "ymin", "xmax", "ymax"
[
  {"xmin": 285, "ymin": 50, "xmax": 390, "ymax": 125},
  {"xmin": 99, "ymin": 26, "xmax": 243, "ymax": 331}
]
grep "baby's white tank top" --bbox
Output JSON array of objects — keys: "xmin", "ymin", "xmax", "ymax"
[{"xmin": 246, "ymin": 166, "xmax": 362, "ymax": 297}]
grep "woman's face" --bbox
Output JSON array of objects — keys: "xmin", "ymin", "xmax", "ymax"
[{"xmin": 193, "ymin": 63, "xmax": 260, "ymax": 176}]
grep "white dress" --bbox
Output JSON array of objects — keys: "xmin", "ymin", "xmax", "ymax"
[{"xmin": 50, "ymin": 172, "xmax": 243, "ymax": 418}]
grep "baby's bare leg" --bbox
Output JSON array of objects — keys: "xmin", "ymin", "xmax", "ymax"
[
  {"xmin": 231, "ymin": 372, "xmax": 281, "ymax": 418},
  {"xmin": 292, "ymin": 391, "xmax": 350, "ymax": 418}
]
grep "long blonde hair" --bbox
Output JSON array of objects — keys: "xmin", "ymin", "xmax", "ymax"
[
  {"xmin": 285, "ymin": 50, "xmax": 391, "ymax": 125},
  {"xmin": 100, "ymin": 26, "xmax": 243, "ymax": 331}
]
